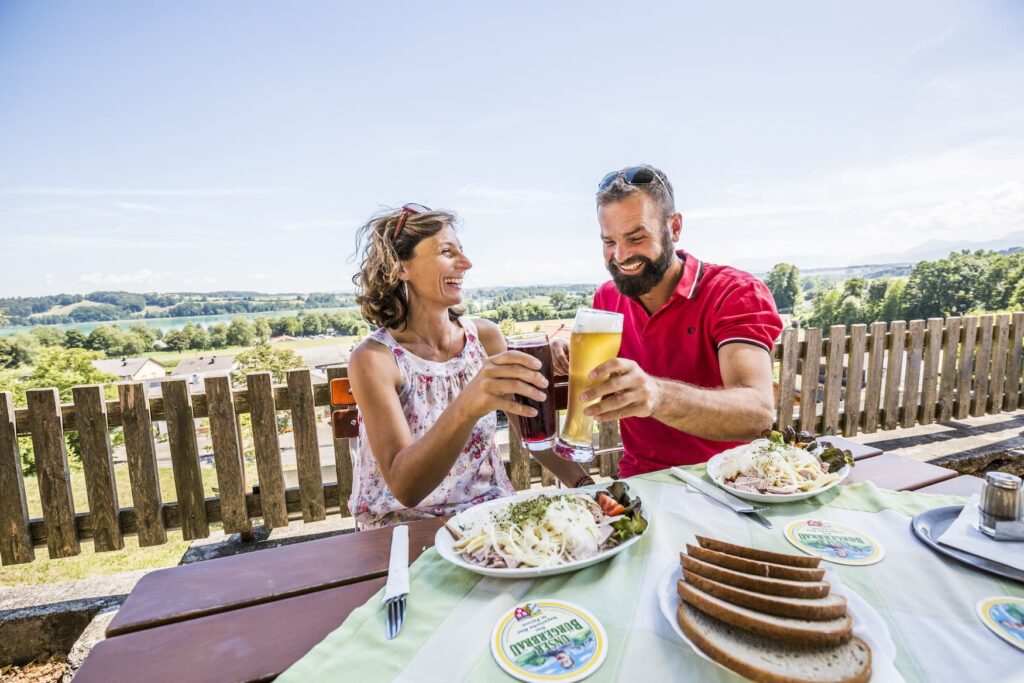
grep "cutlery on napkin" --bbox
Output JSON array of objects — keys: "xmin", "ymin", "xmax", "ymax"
[
  {"xmin": 383, "ymin": 524, "xmax": 409, "ymax": 639},
  {"xmin": 671, "ymin": 467, "xmax": 773, "ymax": 529}
]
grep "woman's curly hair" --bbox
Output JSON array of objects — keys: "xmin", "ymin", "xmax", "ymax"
[{"xmin": 351, "ymin": 206, "xmax": 460, "ymax": 330}]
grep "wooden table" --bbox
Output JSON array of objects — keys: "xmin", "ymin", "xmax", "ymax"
[{"xmin": 73, "ymin": 453, "xmax": 962, "ymax": 683}]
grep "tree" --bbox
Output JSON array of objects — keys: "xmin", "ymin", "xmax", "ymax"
[
  {"xmin": 227, "ymin": 317, "xmax": 256, "ymax": 347},
  {"xmin": 163, "ymin": 329, "xmax": 189, "ymax": 351},
  {"xmin": 764, "ymin": 264, "xmax": 801, "ymax": 313},
  {"xmin": 498, "ymin": 318, "xmax": 520, "ymax": 337},
  {"xmin": 253, "ymin": 317, "xmax": 271, "ymax": 342},
  {"xmin": 63, "ymin": 329, "xmax": 88, "ymax": 349},
  {"xmin": 880, "ymin": 279, "xmax": 907, "ymax": 323},
  {"xmin": 231, "ymin": 344, "xmax": 302, "ymax": 385},
  {"xmin": 208, "ymin": 323, "xmax": 230, "ymax": 349},
  {"xmin": 0, "ymin": 335, "xmax": 36, "ymax": 369},
  {"xmin": 30, "ymin": 326, "xmax": 66, "ymax": 347},
  {"xmin": 549, "ymin": 291, "xmax": 568, "ymax": 310}
]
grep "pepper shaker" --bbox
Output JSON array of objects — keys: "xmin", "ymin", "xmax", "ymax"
[{"xmin": 978, "ymin": 472, "xmax": 1022, "ymax": 537}]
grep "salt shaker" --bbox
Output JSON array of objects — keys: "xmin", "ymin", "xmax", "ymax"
[{"xmin": 978, "ymin": 472, "xmax": 1022, "ymax": 538}]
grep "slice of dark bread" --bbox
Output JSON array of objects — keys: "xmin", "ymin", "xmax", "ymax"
[
  {"xmin": 677, "ymin": 580, "xmax": 852, "ymax": 646},
  {"xmin": 682, "ymin": 572, "xmax": 847, "ymax": 621},
  {"xmin": 696, "ymin": 535, "xmax": 820, "ymax": 568},
  {"xmin": 677, "ymin": 602, "xmax": 871, "ymax": 683},
  {"xmin": 681, "ymin": 553, "xmax": 830, "ymax": 599},
  {"xmin": 687, "ymin": 544, "xmax": 826, "ymax": 582}
]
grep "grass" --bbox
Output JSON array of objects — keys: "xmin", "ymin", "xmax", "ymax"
[{"xmin": 0, "ymin": 461, "xmax": 261, "ymax": 588}]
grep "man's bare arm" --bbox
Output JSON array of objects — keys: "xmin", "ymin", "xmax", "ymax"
[{"xmin": 582, "ymin": 343, "xmax": 775, "ymax": 442}]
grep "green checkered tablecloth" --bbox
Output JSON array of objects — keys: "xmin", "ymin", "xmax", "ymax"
[{"xmin": 279, "ymin": 468, "xmax": 1024, "ymax": 682}]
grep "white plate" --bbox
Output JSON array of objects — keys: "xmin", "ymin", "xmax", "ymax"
[
  {"xmin": 435, "ymin": 488, "xmax": 649, "ymax": 579},
  {"xmin": 656, "ymin": 561, "xmax": 903, "ymax": 681},
  {"xmin": 706, "ymin": 443, "xmax": 850, "ymax": 504}
]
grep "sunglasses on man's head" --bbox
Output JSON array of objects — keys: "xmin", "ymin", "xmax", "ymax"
[
  {"xmin": 598, "ymin": 166, "xmax": 659, "ymax": 192},
  {"xmin": 393, "ymin": 203, "xmax": 432, "ymax": 239}
]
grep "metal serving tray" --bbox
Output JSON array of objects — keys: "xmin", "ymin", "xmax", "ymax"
[{"xmin": 911, "ymin": 505, "xmax": 1024, "ymax": 584}]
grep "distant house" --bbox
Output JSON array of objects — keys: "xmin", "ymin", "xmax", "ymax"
[
  {"xmin": 91, "ymin": 357, "xmax": 166, "ymax": 382},
  {"xmin": 294, "ymin": 346, "xmax": 350, "ymax": 383},
  {"xmin": 169, "ymin": 355, "xmax": 238, "ymax": 392}
]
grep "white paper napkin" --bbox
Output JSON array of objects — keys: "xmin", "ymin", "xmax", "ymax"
[
  {"xmin": 383, "ymin": 524, "xmax": 410, "ymax": 601},
  {"xmin": 936, "ymin": 496, "xmax": 1024, "ymax": 571}
]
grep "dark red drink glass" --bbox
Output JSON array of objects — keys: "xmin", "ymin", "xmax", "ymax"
[{"xmin": 506, "ymin": 332, "xmax": 556, "ymax": 451}]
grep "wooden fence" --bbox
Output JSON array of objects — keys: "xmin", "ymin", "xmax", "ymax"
[{"xmin": 1, "ymin": 313, "xmax": 1021, "ymax": 566}]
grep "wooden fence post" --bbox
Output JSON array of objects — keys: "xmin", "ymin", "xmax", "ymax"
[
  {"xmin": 776, "ymin": 328, "xmax": 799, "ymax": 432},
  {"xmin": 0, "ymin": 392, "xmax": 33, "ymax": 565},
  {"xmin": 971, "ymin": 315, "xmax": 995, "ymax": 417},
  {"xmin": 1006, "ymin": 313, "xmax": 1024, "ymax": 411},
  {"xmin": 247, "ymin": 372, "xmax": 288, "ymax": 528},
  {"xmin": 205, "ymin": 376, "xmax": 252, "ymax": 536},
  {"xmin": 862, "ymin": 322, "xmax": 887, "ymax": 433},
  {"xmin": 938, "ymin": 317, "xmax": 961, "ymax": 422},
  {"xmin": 72, "ymin": 385, "xmax": 123, "ymax": 552},
  {"xmin": 26, "ymin": 388, "xmax": 79, "ymax": 559},
  {"xmin": 987, "ymin": 314, "xmax": 1009, "ymax": 414},
  {"xmin": 287, "ymin": 368, "xmax": 327, "ymax": 523},
  {"xmin": 919, "ymin": 318, "xmax": 943, "ymax": 425},
  {"xmin": 956, "ymin": 316, "xmax": 979, "ymax": 419},
  {"xmin": 901, "ymin": 321, "xmax": 926, "ymax": 428},
  {"xmin": 821, "ymin": 325, "xmax": 846, "ymax": 435},
  {"xmin": 799, "ymin": 328, "xmax": 822, "ymax": 434},
  {"xmin": 882, "ymin": 321, "xmax": 906, "ymax": 430},
  {"xmin": 843, "ymin": 325, "xmax": 866, "ymax": 437},
  {"xmin": 118, "ymin": 382, "xmax": 167, "ymax": 546},
  {"xmin": 161, "ymin": 379, "xmax": 209, "ymax": 540}
]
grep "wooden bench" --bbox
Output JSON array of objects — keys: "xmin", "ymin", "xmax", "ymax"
[
  {"xmin": 845, "ymin": 453, "xmax": 958, "ymax": 491},
  {"xmin": 915, "ymin": 474, "xmax": 986, "ymax": 498}
]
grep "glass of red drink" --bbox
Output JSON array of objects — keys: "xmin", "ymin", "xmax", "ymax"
[{"xmin": 506, "ymin": 332, "xmax": 556, "ymax": 451}]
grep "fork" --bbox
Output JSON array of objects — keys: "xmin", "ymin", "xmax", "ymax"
[{"xmin": 385, "ymin": 594, "xmax": 407, "ymax": 640}]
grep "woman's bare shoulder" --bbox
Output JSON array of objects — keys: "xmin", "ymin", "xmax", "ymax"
[{"xmin": 471, "ymin": 318, "xmax": 506, "ymax": 356}]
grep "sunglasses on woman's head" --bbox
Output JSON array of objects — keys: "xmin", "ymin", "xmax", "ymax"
[
  {"xmin": 393, "ymin": 203, "xmax": 432, "ymax": 240},
  {"xmin": 598, "ymin": 166, "xmax": 660, "ymax": 192}
]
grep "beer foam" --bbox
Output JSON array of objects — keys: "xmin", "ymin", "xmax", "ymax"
[{"xmin": 572, "ymin": 307, "xmax": 623, "ymax": 333}]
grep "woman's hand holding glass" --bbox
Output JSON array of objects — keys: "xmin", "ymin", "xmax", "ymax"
[{"xmin": 456, "ymin": 351, "xmax": 549, "ymax": 420}]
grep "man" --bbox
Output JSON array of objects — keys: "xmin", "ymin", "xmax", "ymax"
[{"xmin": 553, "ymin": 165, "xmax": 782, "ymax": 477}]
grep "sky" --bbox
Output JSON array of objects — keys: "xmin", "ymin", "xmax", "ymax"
[{"xmin": 1, "ymin": 1, "xmax": 1023, "ymax": 297}]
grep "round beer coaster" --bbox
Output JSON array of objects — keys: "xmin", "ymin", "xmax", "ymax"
[
  {"xmin": 976, "ymin": 597, "xmax": 1024, "ymax": 652},
  {"xmin": 491, "ymin": 599, "xmax": 607, "ymax": 682},
  {"xmin": 784, "ymin": 519, "xmax": 884, "ymax": 566}
]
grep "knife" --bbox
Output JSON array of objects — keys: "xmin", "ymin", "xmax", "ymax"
[{"xmin": 671, "ymin": 467, "xmax": 773, "ymax": 529}]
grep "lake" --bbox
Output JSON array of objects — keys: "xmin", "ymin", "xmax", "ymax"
[{"xmin": 0, "ymin": 307, "xmax": 357, "ymax": 338}]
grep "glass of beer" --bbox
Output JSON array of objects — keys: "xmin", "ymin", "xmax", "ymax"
[
  {"xmin": 506, "ymin": 332, "xmax": 556, "ymax": 450},
  {"xmin": 555, "ymin": 308, "xmax": 623, "ymax": 462}
]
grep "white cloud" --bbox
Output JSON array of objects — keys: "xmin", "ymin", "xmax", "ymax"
[
  {"xmin": 78, "ymin": 268, "xmax": 170, "ymax": 286},
  {"xmin": 116, "ymin": 202, "xmax": 164, "ymax": 212},
  {"xmin": 3, "ymin": 187, "xmax": 275, "ymax": 197},
  {"xmin": 282, "ymin": 218, "xmax": 357, "ymax": 233}
]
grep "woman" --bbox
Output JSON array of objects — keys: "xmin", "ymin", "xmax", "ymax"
[{"xmin": 348, "ymin": 204, "xmax": 592, "ymax": 528}]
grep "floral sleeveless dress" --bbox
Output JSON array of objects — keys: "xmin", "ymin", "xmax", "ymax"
[{"xmin": 349, "ymin": 317, "xmax": 515, "ymax": 529}]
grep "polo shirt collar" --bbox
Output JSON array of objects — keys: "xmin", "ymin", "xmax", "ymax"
[{"xmin": 673, "ymin": 250, "xmax": 703, "ymax": 300}]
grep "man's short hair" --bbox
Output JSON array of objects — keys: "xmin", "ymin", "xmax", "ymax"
[{"xmin": 595, "ymin": 164, "xmax": 675, "ymax": 224}]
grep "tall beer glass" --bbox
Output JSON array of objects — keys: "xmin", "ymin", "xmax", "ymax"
[
  {"xmin": 554, "ymin": 308, "xmax": 623, "ymax": 462},
  {"xmin": 506, "ymin": 332, "xmax": 556, "ymax": 450}
]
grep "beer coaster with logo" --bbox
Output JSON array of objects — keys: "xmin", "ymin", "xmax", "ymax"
[
  {"xmin": 784, "ymin": 519, "xmax": 884, "ymax": 566},
  {"xmin": 977, "ymin": 597, "xmax": 1024, "ymax": 652},
  {"xmin": 491, "ymin": 599, "xmax": 607, "ymax": 682}
]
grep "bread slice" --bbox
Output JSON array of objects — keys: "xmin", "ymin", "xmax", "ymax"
[
  {"xmin": 696, "ymin": 535, "xmax": 820, "ymax": 568},
  {"xmin": 677, "ymin": 602, "xmax": 871, "ymax": 683},
  {"xmin": 678, "ymin": 580, "xmax": 852, "ymax": 646},
  {"xmin": 683, "ymin": 571, "xmax": 847, "ymax": 621},
  {"xmin": 687, "ymin": 544, "xmax": 826, "ymax": 582},
  {"xmin": 682, "ymin": 553, "xmax": 830, "ymax": 599}
]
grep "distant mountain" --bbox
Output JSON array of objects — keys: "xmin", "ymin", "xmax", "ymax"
[{"xmin": 861, "ymin": 231, "xmax": 1024, "ymax": 265}]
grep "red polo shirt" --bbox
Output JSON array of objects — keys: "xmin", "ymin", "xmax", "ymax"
[{"xmin": 593, "ymin": 251, "xmax": 783, "ymax": 477}]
